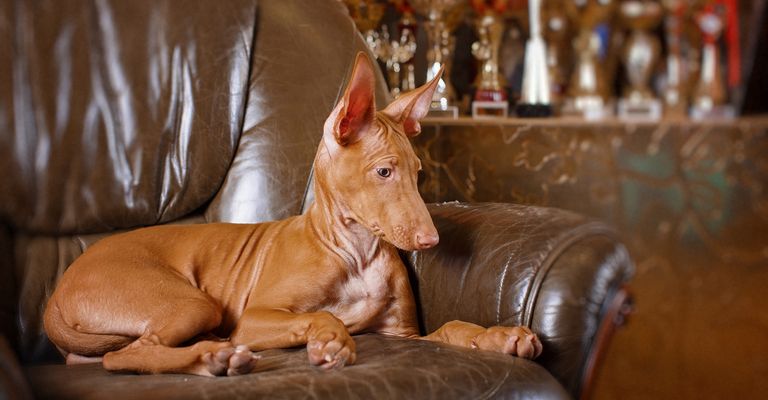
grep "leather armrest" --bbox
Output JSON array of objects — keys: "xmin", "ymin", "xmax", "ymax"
[
  {"xmin": 0, "ymin": 224, "xmax": 16, "ymax": 351},
  {"xmin": 404, "ymin": 202, "xmax": 634, "ymax": 398},
  {"xmin": 0, "ymin": 335, "xmax": 32, "ymax": 400}
]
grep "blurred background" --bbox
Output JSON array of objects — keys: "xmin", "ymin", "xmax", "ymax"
[
  {"xmin": 343, "ymin": 0, "xmax": 767, "ymax": 118},
  {"xmin": 343, "ymin": 0, "xmax": 768, "ymax": 398}
]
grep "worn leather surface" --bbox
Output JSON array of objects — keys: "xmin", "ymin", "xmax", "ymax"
[
  {"xmin": 26, "ymin": 334, "xmax": 570, "ymax": 400},
  {"xmin": 15, "ymin": 203, "xmax": 633, "ymax": 399},
  {"xmin": 0, "ymin": 0, "xmax": 257, "ymax": 235},
  {"xmin": 0, "ymin": 336, "xmax": 33, "ymax": 400},
  {"xmin": 5, "ymin": 0, "xmax": 387, "ymax": 364},
  {"xmin": 408, "ymin": 202, "xmax": 633, "ymax": 397},
  {"xmin": 0, "ymin": 226, "xmax": 16, "ymax": 354},
  {"xmin": 204, "ymin": 0, "xmax": 390, "ymax": 224},
  {"xmin": 0, "ymin": 0, "xmax": 633, "ymax": 398}
]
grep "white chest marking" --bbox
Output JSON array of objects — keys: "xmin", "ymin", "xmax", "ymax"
[{"xmin": 327, "ymin": 258, "xmax": 392, "ymax": 328}]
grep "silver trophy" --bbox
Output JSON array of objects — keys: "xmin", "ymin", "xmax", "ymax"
[
  {"xmin": 660, "ymin": 0, "xmax": 689, "ymax": 116},
  {"xmin": 617, "ymin": 0, "xmax": 663, "ymax": 120},
  {"xmin": 378, "ymin": 25, "xmax": 418, "ymax": 98},
  {"xmin": 344, "ymin": 0, "xmax": 387, "ymax": 55},
  {"xmin": 690, "ymin": 4, "xmax": 734, "ymax": 119},
  {"xmin": 398, "ymin": 14, "xmax": 419, "ymax": 94},
  {"xmin": 517, "ymin": 0, "xmax": 553, "ymax": 117},
  {"xmin": 410, "ymin": 0, "xmax": 465, "ymax": 118},
  {"xmin": 543, "ymin": 0, "xmax": 571, "ymax": 107}
]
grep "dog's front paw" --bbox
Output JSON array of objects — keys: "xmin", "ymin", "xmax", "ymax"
[
  {"xmin": 307, "ymin": 329, "xmax": 356, "ymax": 370},
  {"xmin": 472, "ymin": 326, "xmax": 543, "ymax": 360}
]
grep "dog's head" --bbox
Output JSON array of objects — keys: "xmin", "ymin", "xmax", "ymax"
[{"xmin": 316, "ymin": 52, "xmax": 441, "ymax": 251}]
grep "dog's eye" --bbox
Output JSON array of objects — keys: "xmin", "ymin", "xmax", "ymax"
[{"xmin": 376, "ymin": 168, "xmax": 392, "ymax": 178}]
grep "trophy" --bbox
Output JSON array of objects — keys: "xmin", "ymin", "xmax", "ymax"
[
  {"xmin": 378, "ymin": 24, "xmax": 418, "ymax": 98},
  {"xmin": 617, "ymin": 0, "xmax": 663, "ymax": 121},
  {"xmin": 470, "ymin": 0, "xmax": 509, "ymax": 118},
  {"xmin": 398, "ymin": 11, "xmax": 419, "ymax": 93},
  {"xmin": 410, "ymin": 0, "xmax": 465, "ymax": 118},
  {"xmin": 690, "ymin": 3, "xmax": 734, "ymax": 119},
  {"xmin": 660, "ymin": 0, "xmax": 689, "ymax": 116},
  {"xmin": 343, "ymin": 0, "xmax": 387, "ymax": 54},
  {"xmin": 542, "ymin": 0, "xmax": 572, "ymax": 107},
  {"xmin": 345, "ymin": 0, "xmax": 402, "ymax": 95},
  {"xmin": 562, "ymin": 0, "xmax": 616, "ymax": 120},
  {"xmin": 516, "ymin": 0, "xmax": 554, "ymax": 117}
]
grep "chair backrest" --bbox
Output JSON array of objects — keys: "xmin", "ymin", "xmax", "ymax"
[{"xmin": 0, "ymin": 0, "xmax": 387, "ymax": 362}]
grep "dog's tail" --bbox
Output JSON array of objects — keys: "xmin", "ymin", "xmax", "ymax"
[{"xmin": 43, "ymin": 298, "xmax": 134, "ymax": 357}]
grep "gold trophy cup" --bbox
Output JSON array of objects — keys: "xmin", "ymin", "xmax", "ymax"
[
  {"xmin": 410, "ymin": 0, "xmax": 465, "ymax": 117},
  {"xmin": 562, "ymin": 0, "xmax": 616, "ymax": 119},
  {"xmin": 617, "ymin": 0, "xmax": 663, "ymax": 121},
  {"xmin": 471, "ymin": 0, "xmax": 510, "ymax": 118}
]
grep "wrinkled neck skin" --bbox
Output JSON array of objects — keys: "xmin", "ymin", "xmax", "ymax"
[{"xmin": 306, "ymin": 138, "xmax": 385, "ymax": 272}]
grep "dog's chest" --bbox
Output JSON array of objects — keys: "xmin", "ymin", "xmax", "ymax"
[{"xmin": 326, "ymin": 260, "xmax": 393, "ymax": 329}]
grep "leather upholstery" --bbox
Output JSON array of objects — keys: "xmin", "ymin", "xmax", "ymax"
[
  {"xmin": 0, "ymin": 226, "xmax": 16, "ymax": 353},
  {"xmin": 0, "ymin": 0, "xmax": 634, "ymax": 399},
  {"xmin": 0, "ymin": 336, "xmax": 32, "ymax": 400},
  {"xmin": 408, "ymin": 203, "xmax": 633, "ymax": 396},
  {"xmin": 27, "ymin": 335, "xmax": 570, "ymax": 400},
  {"xmin": 204, "ymin": 0, "xmax": 390, "ymax": 224},
  {"xmin": 0, "ymin": 0, "xmax": 256, "ymax": 235}
]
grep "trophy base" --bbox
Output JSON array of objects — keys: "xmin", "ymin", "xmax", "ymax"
[
  {"xmin": 690, "ymin": 104, "xmax": 735, "ymax": 120},
  {"xmin": 561, "ymin": 98, "xmax": 614, "ymax": 120},
  {"xmin": 472, "ymin": 101, "xmax": 509, "ymax": 118},
  {"xmin": 618, "ymin": 99, "xmax": 662, "ymax": 121},
  {"xmin": 515, "ymin": 103, "xmax": 553, "ymax": 118},
  {"xmin": 428, "ymin": 105, "xmax": 459, "ymax": 118}
]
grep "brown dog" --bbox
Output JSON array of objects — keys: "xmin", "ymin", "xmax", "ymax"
[{"xmin": 44, "ymin": 53, "xmax": 542, "ymax": 376}]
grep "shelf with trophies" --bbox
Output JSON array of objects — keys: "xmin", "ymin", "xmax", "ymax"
[{"xmin": 343, "ymin": 0, "xmax": 763, "ymax": 122}]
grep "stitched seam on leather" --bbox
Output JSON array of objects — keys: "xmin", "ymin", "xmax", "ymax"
[
  {"xmin": 207, "ymin": 2, "xmax": 260, "ymax": 222},
  {"xmin": 522, "ymin": 223, "xmax": 618, "ymax": 327},
  {"xmin": 495, "ymin": 254, "xmax": 513, "ymax": 325}
]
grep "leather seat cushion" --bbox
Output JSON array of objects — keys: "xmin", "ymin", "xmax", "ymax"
[{"xmin": 26, "ymin": 335, "xmax": 569, "ymax": 400}]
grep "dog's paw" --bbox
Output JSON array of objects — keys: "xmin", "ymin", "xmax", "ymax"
[
  {"xmin": 201, "ymin": 344, "xmax": 260, "ymax": 376},
  {"xmin": 471, "ymin": 326, "xmax": 543, "ymax": 360},
  {"xmin": 307, "ymin": 330, "xmax": 357, "ymax": 370}
]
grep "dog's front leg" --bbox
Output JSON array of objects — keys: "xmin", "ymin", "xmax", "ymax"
[
  {"xmin": 382, "ymin": 265, "xmax": 543, "ymax": 360},
  {"xmin": 231, "ymin": 309, "xmax": 356, "ymax": 369},
  {"xmin": 422, "ymin": 320, "xmax": 543, "ymax": 360}
]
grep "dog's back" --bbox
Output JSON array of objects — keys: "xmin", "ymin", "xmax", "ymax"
[{"xmin": 44, "ymin": 221, "xmax": 282, "ymax": 355}]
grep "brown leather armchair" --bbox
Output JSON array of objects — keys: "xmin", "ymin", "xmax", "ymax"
[{"xmin": 0, "ymin": 1, "xmax": 633, "ymax": 399}]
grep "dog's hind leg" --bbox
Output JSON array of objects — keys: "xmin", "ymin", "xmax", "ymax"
[
  {"xmin": 103, "ymin": 335, "xmax": 259, "ymax": 376},
  {"xmin": 49, "ymin": 259, "xmax": 259, "ymax": 376},
  {"xmin": 97, "ymin": 285, "xmax": 259, "ymax": 376}
]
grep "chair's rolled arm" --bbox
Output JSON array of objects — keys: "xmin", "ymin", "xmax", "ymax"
[{"xmin": 404, "ymin": 202, "xmax": 634, "ymax": 398}]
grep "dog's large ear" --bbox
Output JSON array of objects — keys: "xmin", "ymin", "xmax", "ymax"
[
  {"xmin": 381, "ymin": 66, "xmax": 443, "ymax": 137},
  {"xmin": 327, "ymin": 52, "xmax": 377, "ymax": 146}
]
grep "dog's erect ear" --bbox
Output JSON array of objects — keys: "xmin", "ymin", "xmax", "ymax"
[
  {"xmin": 381, "ymin": 66, "xmax": 443, "ymax": 137},
  {"xmin": 329, "ymin": 52, "xmax": 377, "ymax": 146}
]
